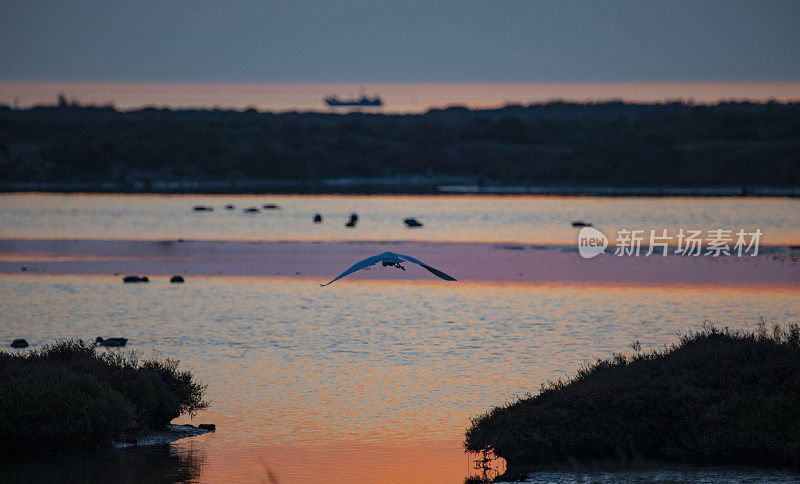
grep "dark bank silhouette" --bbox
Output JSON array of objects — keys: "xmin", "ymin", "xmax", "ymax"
[{"xmin": 1, "ymin": 100, "xmax": 798, "ymax": 192}]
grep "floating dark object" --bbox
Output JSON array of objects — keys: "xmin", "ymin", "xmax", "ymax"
[
  {"xmin": 243, "ymin": 207, "xmax": 260, "ymax": 213},
  {"xmin": 198, "ymin": 423, "xmax": 216, "ymax": 432},
  {"xmin": 10, "ymin": 339, "xmax": 28, "ymax": 348},
  {"xmin": 313, "ymin": 213, "xmax": 323, "ymax": 223},
  {"xmin": 225, "ymin": 204, "xmax": 235, "ymax": 210},
  {"xmin": 404, "ymin": 218, "xmax": 423, "ymax": 228},
  {"xmin": 123, "ymin": 275, "xmax": 149, "ymax": 283},
  {"xmin": 95, "ymin": 337, "xmax": 128, "ymax": 347},
  {"xmin": 193, "ymin": 206, "xmax": 213, "ymax": 212},
  {"xmin": 346, "ymin": 213, "xmax": 358, "ymax": 228},
  {"xmin": 572, "ymin": 221, "xmax": 593, "ymax": 227},
  {"xmin": 21, "ymin": 266, "xmax": 27, "ymax": 271},
  {"xmin": 263, "ymin": 204, "xmax": 281, "ymax": 210},
  {"xmin": 170, "ymin": 275, "xmax": 185, "ymax": 283}
]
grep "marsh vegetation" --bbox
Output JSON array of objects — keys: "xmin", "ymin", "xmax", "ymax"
[
  {"xmin": 465, "ymin": 322, "xmax": 800, "ymax": 479},
  {"xmin": 0, "ymin": 340, "xmax": 208, "ymax": 454}
]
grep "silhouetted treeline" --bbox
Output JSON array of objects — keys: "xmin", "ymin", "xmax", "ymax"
[{"xmin": 1, "ymin": 100, "xmax": 799, "ymax": 191}]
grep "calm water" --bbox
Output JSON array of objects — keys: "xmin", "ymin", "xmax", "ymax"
[
  {"xmin": 1, "ymin": 193, "xmax": 799, "ymax": 245},
  {"xmin": 2, "ymin": 277, "xmax": 799, "ymax": 482},
  {"xmin": 1, "ymin": 194, "xmax": 799, "ymax": 483},
  {"xmin": 2, "ymin": 81, "xmax": 800, "ymax": 113}
]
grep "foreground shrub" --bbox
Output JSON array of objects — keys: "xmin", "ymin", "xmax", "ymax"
[
  {"xmin": 465, "ymin": 322, "xmax": 800, "ymax": 472},
  {"xmin": 0, "ymin": 340, "xmax": 208, "ymax": 454}
]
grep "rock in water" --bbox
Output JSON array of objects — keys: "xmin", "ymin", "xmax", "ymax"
[
  {"xmin": 10, "ymin": 339, "xmax": 28, "ymax": 348},
  {"xmin": 123, "ymin": 275, "xmax": 149, "ymax": 283},
  {"xmin": 170, "ymin": 275, "xmax": 185, "ymax": 283},
  {"xmin": 313, "ymin": 213, "xmax": 323, "ymax": 223},
  {"xmin": 404, "ymin": 218, "xmax": 423, "ymax": 228}
]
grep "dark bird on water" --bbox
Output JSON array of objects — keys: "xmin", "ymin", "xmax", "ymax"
[
  {"xmin": 313, "ymin": 213, "xmax": 323, "ymax": 223},
  {"xmin": 95, "ymin": 337, "xmax": 128, "ymax": 347},
  {"xmin": 346, "ymin": 213, "xmax": 358, "ymax": 227},
  {"xmin": 321, "ymin": 251, "xmax": 456, "ymax": 286}
]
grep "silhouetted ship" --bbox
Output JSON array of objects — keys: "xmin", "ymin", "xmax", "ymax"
[{"xmin": 324, "ymin": 94, "xmax": 383, "ymax": 107}]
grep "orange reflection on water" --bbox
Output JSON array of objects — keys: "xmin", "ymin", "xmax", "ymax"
[
  {"xmin": 1, "ymin": 274, "xmax": 798, "ymax": 482},
  {"xmin": 175, "ymin": 438, "xmax": 491, "ymax": 484}
]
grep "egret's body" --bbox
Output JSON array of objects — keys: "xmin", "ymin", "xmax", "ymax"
[{"xmin": 321, "ymin": 251, "xmax": 456, "ymax": 286}]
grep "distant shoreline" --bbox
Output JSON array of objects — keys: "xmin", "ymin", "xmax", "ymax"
[
  {"xmin": 1, "ymin": 182, "xmax": 798, "ymax": 197},
  {"xmin": 3, "ymin": 101, "xmax": 799, "ymax": 193}
]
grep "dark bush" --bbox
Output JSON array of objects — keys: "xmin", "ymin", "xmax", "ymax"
[
  {"xmin": 465, "ymin": 322, "xmax": 800, "ymax": 473},
  {"xmin": 0, "ymin": 340, "xmax": 208, "ymax": 454}
]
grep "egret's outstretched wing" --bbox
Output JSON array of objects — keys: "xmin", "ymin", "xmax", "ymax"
[
  {"xmin": 320, "ymin": 252, "xmax": 392, "ymax": 286},
  {"xmin": 393, "ymin": 252, "xmax": 457, "ymax": 281}
]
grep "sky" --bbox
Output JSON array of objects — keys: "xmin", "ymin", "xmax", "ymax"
[{"xmin": 1, "ymin": 0, "xmax": 799, "ymax": 83}]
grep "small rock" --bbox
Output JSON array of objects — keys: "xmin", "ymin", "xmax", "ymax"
[
  {"xmin": 263, "ymin": 204, "xmax": 281, "ymax": 210},
  {"xmin": 10, "ymin": 339, "xmax": 28, "ymax": 348},
  {"xmin": 198, "ymin": 424, "xmax": 216, "ymax": 432},
  {"xmin": 225, "ymin": 204, "xmax": 235, "ymax": 210},
  {"xmin": 193, "ymin": 206, "xmax": 213, "ymax": 212},
  {"xmin": 313, "ymin": 213, "xmax": 323, "ymax": 223},
  {"xmin": 123, "ymin": 275, "xmax": 149, "ymax": 283},
  {"xmin": 572, "ymin": 221, "xmax": 592, "ymax": 227},
  {"xmin": 170, "ymin": 275, "xmax": 185, "ymax": 283},
  {"xmin": 244, "ymin": 207, "xmax": 260, "ymax": 213},
  {"xmin": 404, "ymin": 218, "xmax": 423, "ymax": 228}
]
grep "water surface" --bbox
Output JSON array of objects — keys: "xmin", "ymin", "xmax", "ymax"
[
  {"xmin": 2, "ymin": 276, "xmax": 798, "ymax": 482},
  {"xmin": 1, "ymin": 193, "xmax": 798, "ymax": 245},
  {"xmin": 1, "ymin": 193, "xmax": 798, "ymax": 482}
]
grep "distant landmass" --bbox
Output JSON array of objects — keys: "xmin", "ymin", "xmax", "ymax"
[{"xmin": 1, "ymin": 100, "xmax": 798, "ymax": 194}]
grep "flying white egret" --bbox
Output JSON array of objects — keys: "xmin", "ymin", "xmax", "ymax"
[{"xmin": 321, "ymin": 251, "xmax": 457, "ymax": 286}]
